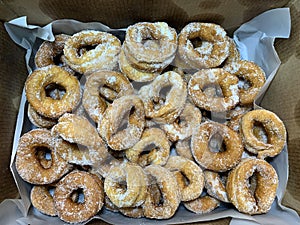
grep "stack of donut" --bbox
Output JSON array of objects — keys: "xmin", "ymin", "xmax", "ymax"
[{"xmin": 15, "ymin": 21, "xmax": 287, "ymax": 223}]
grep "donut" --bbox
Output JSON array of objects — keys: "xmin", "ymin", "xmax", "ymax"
[
  {"xmin": 224, "ymin": 60, "xmax": 266, "ymax": 105},
  {"xmin": 175, "ymin": 138, "xmax": 194, "ymax": 161},
  {"xmin": 104, "ymin": 195, "xmax": 119, "ymax": 212},
  {"xmin": 204, "ymin": 170, "xmax": 229, "ymax": 203},
  {"xmin": 240, "ymin": 109, "xmax": 286, "ymax": 159},
  {"xmin": 25, "ymin": 65, "xmax": 81, "ymax": 118},
  {"xmin": 161, "ymin": 102, "xmax": 202, "ymax": 142},
  {"xmin": 164, "ymin": 156, "xmax": 204, "ymax": 201},
  {"xmin": 125, "ymin": 127, "xmax": 170, "ymax": 167},
  {"xmin": 119, "ymin": 49, "xmax": 160, "ymax": 82},
  {"xmin": 82, "ymin": 70, "xmax": 134, "ymax": 123},
  {"xmin": 183, "ymin": 195, "xmax": 220, "ymax": 214},
  {"xmin": 15, "ymin": 129, "xmax": 70, "ymax": 184},
  {"xmin": 35, "ymin": 34, "xmax": 74, "ymax": 74},
  {"xmin": 188, "ymin": 68, "xmax": 239, "ymax": 112},
  {"xmin": 30, "ymin": 184, "xmax": 57, "ymax": 216},
  {"xmin": 191, "ymin": 121, "xmax": 243, "ymax": 172},
  {"xmin": 98, "ymin": 95, "xmax": 145, "ymax": 150},
  {"xmin": 123, "ymin": 22, "xmax": 177, "ymax": 72},
  {"xmin": 119, "ymin": 206, "xmax": 144, "ymax": 218},
  {"xmin": 104, "ymin": 163, "xmax": 148, "ymax": 208},
  {"xmin": 27, "ymin": 104, "xmax": 57, "ymax": 128},
  {"xmin": 226, "ymin": 158, "xmax": 278, "ymax": 214},
  {"xmin": 178, "ymin": 22, "xmax": 230, "ymax": 69},
  {"xmin": 143, "ymin": 165, "xmax": 181, "ymax": 219},
  {"xmin": 54, "ymin": 170, "xmax": 104, "ymax": 223},
  {"xmin": 138, "ymin": 71, "xmax": 187, "ymax": 124},
  {"xmin": 63, "ymin": 30, "xmax": 121, "ymax": 75}
]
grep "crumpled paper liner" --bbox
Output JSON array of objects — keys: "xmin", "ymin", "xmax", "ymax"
[{"xmin": 1, "ymin": 7, "xmax": 300, "ymax": 225}]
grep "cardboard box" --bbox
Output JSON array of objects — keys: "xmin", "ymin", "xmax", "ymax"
[{"xmin": 0, "ymin": 0, "xmax": 299, "ymax": 224}]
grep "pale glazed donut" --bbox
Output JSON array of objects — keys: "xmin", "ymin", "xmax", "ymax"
[
  {"xmin": 143, "ymin": 165, "xmax": 181, "ymax": 219},
  {"xmin": 15, "ymin": 129, "xmax": 70, "ymax": 184},
  {"xmin": 35, "ymin": 34, "xmax": 74, "ymax": 74},
  {"xmin": 119, "ymin": 49, "xmax": 160, "ymax": 82},
  {"xmin": 98, "ymin": 95, "xmax": 145, "ymax": 150},
  {"xmin": 226, "ymin": 158, "xmax": 278, "ymax": 214},
  {"xmin": 27, "ymin": 104, "xmax": 57, "ymax": 128},
  {"xmin": 178, "ymin": 22, "xmax": 230, "ymax": 69},
  {"xmin": 204, "ymin": 170, "xmax": 229, "ymax": 203},
  {"xmin": 63, "ymin": 30, "xmax": 121, "ymax": 75},
  {"xmin": 54, "ymin": 170, "xmax": 104, "ymax": 223},
  {"xmin": 25, "ymin": 65, "xmax": 81, "ymax": 118},
  {"xmin": 125, "ymin": 127, "xmax": 170, "ymax": 167},
  {"xmin": 183, "ymin": 195, "xmax": 220, "ymax": 214},
  {"xmin": 175, "ymin": 138, "xmax": 194, "ymax": 161},
  {"xmin": 123, "ymin": 22, "xmax": 177, "ymax": 71},
  {"xmin": 82, "ymin": 70, "xmax": 134, "ymax": 123},
  {"xmin": 164, "ymin": 156, "xmax": 204, "ymax": 201},
  {"xmin": 30, "ymin": 184, "xmax": 57, "ymax": 216},
  {"xmin": 161, "ymin": 102, "xmax": 202, "ymax": 142},
  {"xmin": 138, "ymin": 71, "xmax": 187, "ymax": 124},
  {"xmin": 191, "ymin": 121, "xmax": 243, "ymax": 172},
  {"xmin": 104, "ymin": 163, "xmax": 148, "ymax": 208},
  {"xmin": 224, "ymin": 60, "xmax": 266, "ymax": 105},
  {"xmin": 188, "ymin": 68, "xmax": 239, "ymax": 112},
  {"xmin": 240, "ymin": 109, "xmax": 286, "ymax": 159}
]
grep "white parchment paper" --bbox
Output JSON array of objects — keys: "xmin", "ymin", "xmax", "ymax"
[{"xmin": 1, "ymin": 7, "xmax": 300, "ymax": 225}]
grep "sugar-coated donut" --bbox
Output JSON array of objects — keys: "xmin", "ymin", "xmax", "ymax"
[
  {"xmin": 240, "ymin": 109, "xmax": 286, "ymax": 159},
  {"xmin": 226, "ymin": 158, "xmax": 278, "ymax": 214},
  {"xmin": 178, "ymin": 22, "xmax": 230, "ymax": 69},
  {"xmin": 188, "ymin": 68, "xmax": 239, "ymax": 112},
  {"xmin": 183, "ymin": 195, "xmax": 220, "ymax": 214},
  {"xmin": 27, "ymin": 104, "xmax": 57, "ymax": 128},
  {"xmin": 191, "ymin": 121, "xmax": 243, "ymax": 172},
  {"xmin": 204, "ymin": 170, "xmax": 229, "ymax": 203},
  {"xmin": 25, "ymin": 65, "xmax": 81, "ymax": 118},
  {"xmin": 15, "ymin": 129, "xmax": 71, "ymax": 184},
  {"xmin": 54, "ymin": 170, "xmax": 104, "ymax": 223}
]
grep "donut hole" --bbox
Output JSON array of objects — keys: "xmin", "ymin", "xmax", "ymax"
[
  {"xmin": 45, "ymin": 83, "xmax": 66, "ymax": 100},
  {"xmin": 138, "ymin": 143, "xmax": 159, "ymax": 167},
  {"xmin": 52, "ymin": 52, "xmax": 64, "ymax": 66},
  {"xmin": 238, "ymin": 77, "xmax": 251, "ymax": 91},
  {"xmin": 148, "ymin": 175, "xmax": 164, "ymax": 206},
  {"xmin": 152, "ymin": 85, "xmax": 172, "ymax": 110},
  {"xmin": 34, "ymin": 146, "xmax": 53, "ymax": 169},
  {"xmin": 175, "ymin": 116, "xmax": 187, "ymax": 127},
  {"xmin": 77, "ymin": 44, "xmax": 97, "ymax": 56},
  {"xmin": 47, "ymin": 186, "xmax": 56, "ymax": 197},
  {"xmin": 140, "ymin": 30, "xmax": 160, "ymax": 49},
  {"xmin": 70, "ymin": 188, "xmax": 85, "ymax": 204},
  {"xmin": 203, "ymin": 84, "xmax": 223, "ymax": 98},
  {"xmin": 248, "ymin": 171, "xmax": 258, "ymax": 197},
  {"xmin": 115, "ymin": 106, "xmax": 136, "ymax": 132},
  {"xmin": 99, "ymin": 84, "xmax": 118, "ymax": 104},
  {"xmin": 190, "ymin": 37, "xmax": 213, "ymax": 54},
  {"xmin": 208, "ymin": 133, "xmax": 226, "ymax": 153},
  {"xmin": 253, "ymin": 121, "xmax": 268, "ymax": 144}
]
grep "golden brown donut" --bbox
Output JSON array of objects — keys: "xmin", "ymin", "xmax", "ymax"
[
  {"xmin": 175, "ymin": 138, "xmax": 194, "ymax": 161},
  {"xmin": 161, "ymin": 102, "xmax": 202, "ymax": 142},
  {"xmin": 25, "ymin": 65, "xmax": 81, "ymax": 118},
  {"xmin": 204, "ymin": 170, "xmax": 229, "ymax": 203},
  {"xmin": 35, "ymin": 34, "xmax": 73, "ymax": 73},
  {"xmin": 104, "ymin": 163, "xmax": 148, "ymax": 208},
  {"xmin": 183, "ymin": 195, "xmax": 220, "ymax": 214},
  {"xmin": 143, "ymin": 165, "xmax": 181, "ymax": 219},
  {"xmin": 30, "ymin": 184, "xmax": 57, "ymax": 216},
  {"xmin": 15, "ymin": 129, "xmax": 70, "ymax": 184},
  {"xmin": 191, "ymin": 121, "xmax": 243, "ymax": 172},
  {"xmin": 54, "ymin": 170, "xmax": 104, "ymax": 223},
  {"xmin": 98, "ymin": 95, "xmax": 145, "ymax": 150},
  {"xmin": 226, "ymin": 158, "xmax": 278, "ymax": 214},
  {"xmin": 123, "ymin": 22, "xmax": 177, "ymax": 72},
  {"xmin": 119, "ymin": 49, "xmax": 160, "ymax": 82},
  {"xmin": 138, "ymin": 71, "xmax": 187, "ymax": 124},
  {"xmin": 82, "ymin": 70, "xmax": 134, "ymax": 123},
  {"xmin": 125, "ymin": 127, "xmax": 170, "ymax": 167},
  {"xmin": 164, "ymin": 156, "xmax": 204, "ymax": 201},
  {"xmin": 27, "ymin": 104, "xmax": 57, "ymax": 128},
  {"xmin": 188, "ymin": 68, "xmax": 239, "ymax": 112},
  {"xmin": 63, "ymin": 30, "xmax": 121, "ymax": 74},
  {"xmin": 178, "ymin": 22, "xmax": 230, "ymax": 69},
  {"xmin": 222, "ymin": 38, "xmax": 241, "ymax": 70},
  {"xmin": 240, "ymin": 109, "xmax": 286, "ymax": 159},
  {"xmin": 225, "ymin": 60, "xmax": 266, "ymax": 105}
]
